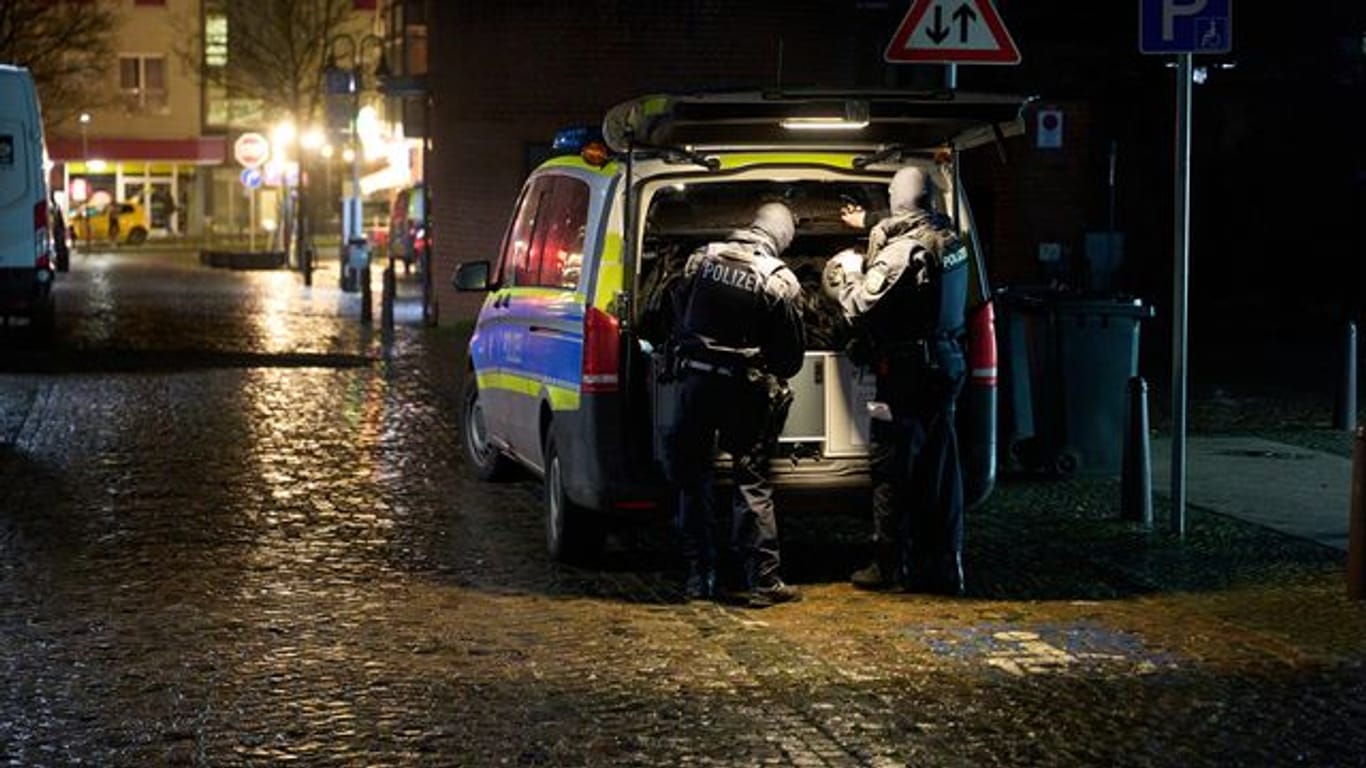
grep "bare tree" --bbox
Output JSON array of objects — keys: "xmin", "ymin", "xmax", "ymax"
[
  {"xmin": 0, "ymin": 0, "xmax": 119, "ymax": 126},
  {"xmin": 185, "ymin": 0, "xmax": 360, "ymax": 130}
]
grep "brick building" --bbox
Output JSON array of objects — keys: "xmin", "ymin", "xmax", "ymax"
[{"xmin": 424, "ymin": 1, "xmax": 1103, "ymax": 323}]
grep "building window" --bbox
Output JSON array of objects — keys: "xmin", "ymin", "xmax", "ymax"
[
  {"xmin": 119, "ymin": 55, "xmax": 168, "ymax": 113},
  {"xmin": 205, "ymin": 14, "xmax": 228, "ymax": 68}
]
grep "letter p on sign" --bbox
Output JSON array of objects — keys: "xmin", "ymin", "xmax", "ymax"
[{"xmin": 1163, "ymin": 0, "xmax": 1207, "ymax": 40}]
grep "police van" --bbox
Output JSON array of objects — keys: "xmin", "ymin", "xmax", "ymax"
[
  {"xmin": 0, "ymin": 65, "xmax": 55, "ymax": 332},
  {"xmin": 454, "ymin": 91, "xmax": 1031, "ymax": 561}
]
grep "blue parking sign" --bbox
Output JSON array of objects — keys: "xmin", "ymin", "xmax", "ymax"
[{"xmin": 1139, "ymin": 0, "xmax": 1232, "ymax": 54}]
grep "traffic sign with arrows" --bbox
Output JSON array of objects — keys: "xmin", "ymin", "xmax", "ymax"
[{"xmin": 885, "ymin": 0, "xmax": 1021, "ymax": 64}]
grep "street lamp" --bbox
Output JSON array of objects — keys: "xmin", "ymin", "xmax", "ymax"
[
  {"xmin": 324, "ymin": 33, "xmax": 389, "ymax": 307},
  {"xmin": 78, "ymin": 112, "xmax": 90, "ymax": 163}
]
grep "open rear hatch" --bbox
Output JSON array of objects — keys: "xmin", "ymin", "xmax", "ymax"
[
  {"xmin": 617, "ymin": 90, "xmax": 1034, "ymax": 490},
  {"xmin": 603, "ymin": 89, "xmax": 1033, "ymax": 154}
]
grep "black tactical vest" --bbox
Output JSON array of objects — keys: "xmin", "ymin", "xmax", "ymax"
[
  {"xmin": 864, "ymin": 214, "xmax": 968, "ymax": 346},
  {"xmin": 678, "ymin": 241, "xmax": 784, "ymax": 362}
]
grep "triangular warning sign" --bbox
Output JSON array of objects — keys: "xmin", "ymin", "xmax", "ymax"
[{"xmin": 885, "ymin": 0, "xmax": 1021, "ymax": 65}]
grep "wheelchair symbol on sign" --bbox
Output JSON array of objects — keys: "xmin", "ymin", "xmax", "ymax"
[{"xmin": 1196, "ymin": 19, "xmax": 1226, "ymax": 51}]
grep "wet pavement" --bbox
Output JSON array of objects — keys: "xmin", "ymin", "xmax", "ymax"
[{"xmin": 2, "ymin": 248, "xmax": 1365, "ymax": 766}]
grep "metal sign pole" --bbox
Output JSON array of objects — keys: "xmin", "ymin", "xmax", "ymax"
[{"xmin": 1171, "ymin": 51, "xmax": 1193, "ymax": 539}]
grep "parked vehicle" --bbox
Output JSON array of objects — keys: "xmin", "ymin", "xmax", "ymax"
[
  {"xmin": 387, "ymin": 183, "xmax": 427, "ymax": 273},
  {"xmin": 69, "ymin": 199, "xmax": 149, "ymax": 245},
  {"xmin": 454, "ymin": 91, "xmax": 1031, "ymax": 561},
  {"xmin": 0, "ymin": 65, "xmax": 55, "ymax": 332}
]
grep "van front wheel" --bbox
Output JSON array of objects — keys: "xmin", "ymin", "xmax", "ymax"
[
  {"xmin": 461, "ymin": 374, "xmax": 513, "ymax": 481},
  {"xmin": 543, "ymin": 431, "xmax": 603, "ymax": 564}
]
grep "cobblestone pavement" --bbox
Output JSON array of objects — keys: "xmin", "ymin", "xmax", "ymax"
[{"xmin": 1, "ymin": 250, "xmax": 1365, "ymax": 767}]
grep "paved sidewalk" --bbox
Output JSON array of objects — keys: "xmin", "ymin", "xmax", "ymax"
[{"xmin": 1153, "ymin": 436, "xmax": 1352, "ymax": 551}]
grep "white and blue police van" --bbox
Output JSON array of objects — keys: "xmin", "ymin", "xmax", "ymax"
[{"xmin": 454, "ymin": 91, "xmax": 1032, "ymax": 561}]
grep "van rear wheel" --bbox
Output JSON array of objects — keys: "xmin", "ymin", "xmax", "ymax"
[
  {"xmin": 543, "ymin": 431, "xmax": 603, "ymax": 564},
  {"xmin": 461, "ymin": 373, "xmax": 513, "ymax": 481},
  {"xmin": 126, "ymin": 227, "xmax": 148, "ymax": 246}
]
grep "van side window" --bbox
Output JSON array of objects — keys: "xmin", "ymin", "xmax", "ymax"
[
  {"xmin": 531, "ymin": 177, "xmax": 589, "ymax": 291},
  {"xmin": 504, "ymin": 177, "xmax": 552, "ymax": 287}
]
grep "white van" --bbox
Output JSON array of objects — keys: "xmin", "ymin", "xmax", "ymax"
[{"xmin": 0, "ymin": 65, "xmax": 55, "ymax": 331}]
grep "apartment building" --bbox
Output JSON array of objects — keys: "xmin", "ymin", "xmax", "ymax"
[
  {"xmin": 47, "ymin": 0, "xmax": 218, "ymax": 238},
  {"xmin": 46, "ymin": 0, "xmax": 406, "ymax": 241}
]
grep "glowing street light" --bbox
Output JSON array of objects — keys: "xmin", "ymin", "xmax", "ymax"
[
  {"xmin": 271, "ymin": 121, "xmax": 297, "ymax": 149},
  {"xmin": 300, "ymin": 127, "xmax": 325, "ymax": 151}
]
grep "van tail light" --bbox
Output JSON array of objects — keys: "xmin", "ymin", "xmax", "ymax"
[
  {"xmin": 967, "ymin": 301, "xmax": 997, "ymax": 387},
  {"xmin": 581, "ymin": 306, "xmax": 621, "ymax": 393},
  {"xmin": 34, "ymin": 200, "xmax": 51, "ymax": 267}
]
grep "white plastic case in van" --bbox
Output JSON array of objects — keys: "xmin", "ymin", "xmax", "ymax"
[{"xmin": 0, "ymin": 65, "xmax": 55, "ymax": 329}]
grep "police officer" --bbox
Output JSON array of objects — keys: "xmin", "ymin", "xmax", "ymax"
[
  {"xmin": 825, "ymin": 167, "xmax": 968, "ymax": 595},
  {"xmin": 665, "ymin": 202, "xmax": 806, "ymax": 607}
]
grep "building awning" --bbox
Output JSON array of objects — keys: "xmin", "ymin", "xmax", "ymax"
[{"xmin": 47, "ymin": 136, "xmax": 227, "ymax": 165}]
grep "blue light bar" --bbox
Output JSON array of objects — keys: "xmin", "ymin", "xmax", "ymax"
[{"xmin": 551, "ymin": 125, "xmax": 605, "ymax": 156}]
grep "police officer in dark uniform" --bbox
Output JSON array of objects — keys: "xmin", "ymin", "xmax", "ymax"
[
  {"xmin": 665, "ymin": 202, "xmax": 806, "ymax": 607},
  {"xmin": 825, "ymin": 167, "xmax": 969, "ymax": 595}
]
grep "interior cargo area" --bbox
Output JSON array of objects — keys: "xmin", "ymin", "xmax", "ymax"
[
  {"xmin": 634, "ymin": 178, "xmax": 903, "ymax": 464},
  {"xmin": 634, "ymin": 178, "xmax": 902, "ymax": 352}
]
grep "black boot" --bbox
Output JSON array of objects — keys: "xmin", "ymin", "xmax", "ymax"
[
  {"xmin": 746, "ymin": 578, "xmax": 802, "ymax": 608},
  {"xmin": 682, "ymin": 563, "xmax": 715, "ymax": 602},
  {"xmin": 924, "ymin": 552, "xmax": 965, "ymax": 597},
  {"xmin": 850, "ymin": 543, "xmax": 897, "ymax": 591}
]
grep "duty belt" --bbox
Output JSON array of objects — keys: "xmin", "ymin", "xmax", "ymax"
[{"xmin": 679, "ymin": 358, "xmax": 765, "ymax": 383}]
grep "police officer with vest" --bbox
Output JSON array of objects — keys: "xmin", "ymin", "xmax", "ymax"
[
  {"xmin": 825, "ymin": 167, "xmax": 968, "ymax": 595},
  {"xmin": 664, "ymin": 202, "xmax": 806, "ymax": 607}
]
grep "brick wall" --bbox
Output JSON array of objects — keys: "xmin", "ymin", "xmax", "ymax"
[
  {"xmin": 963, "ymin": 100, "xmax": 1098, "ymax": 290},
  {"xmin": 425, "ymin": 1, "xmax": 1104, "ymax": 322},
  {"xmin": 427, "ymin": 0, "xmax": 880, "ymax": 323}
]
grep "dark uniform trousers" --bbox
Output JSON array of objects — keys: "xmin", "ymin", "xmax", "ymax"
[
  {"xmin": 666, "ymin": 371, "xmax": 783, "ymax": 589},
  {"xmin": 868, "ymin": 339, "xmax": 966, "ymax": 587}
]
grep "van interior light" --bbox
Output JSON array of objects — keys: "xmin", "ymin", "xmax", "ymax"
[{"xmin": 780, "ymin": 117, "xmax": 870, "ymax": 131}]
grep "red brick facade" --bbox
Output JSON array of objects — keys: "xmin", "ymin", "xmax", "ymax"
[{"xmin": 425, "ymin": 1, "xmax": 1098, "ymax": 322}]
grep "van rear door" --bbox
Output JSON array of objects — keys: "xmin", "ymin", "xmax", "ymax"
[{"xmin": 603, "ymin": 90, "xmax": 1032, "ymax": 155}]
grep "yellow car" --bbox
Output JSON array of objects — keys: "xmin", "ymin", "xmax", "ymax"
[{"xmin": 70, "ymin": 200, "xmax": 149, "ymax": 245}]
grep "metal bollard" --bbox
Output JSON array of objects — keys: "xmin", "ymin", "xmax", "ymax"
[
  {"xmin": 303, "ymin": 247, "xmax": 313, "ymax": 288},
  {"xmin": 360, "ymin": 264, "xmax": 373, "ymax": 325},
  {"xmin": 1335, "ymin": 321, "xmax": 1358, "ymax": 432},
  {"xmin": 381, "ymin": 265, "xmax": 395, "ymax": 332},
  {"xmin": 1350, "ymin": 426, "xmax": 1366, "ymax": 600},
  {"xmin": 1121, "ymin": 376, "xmax": 1154, "ymax": 527}
]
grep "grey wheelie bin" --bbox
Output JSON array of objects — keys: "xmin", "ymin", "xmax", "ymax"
[{"xmin": 997, "ymin": 289, "xmax": 1153, "ymax": 477}]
